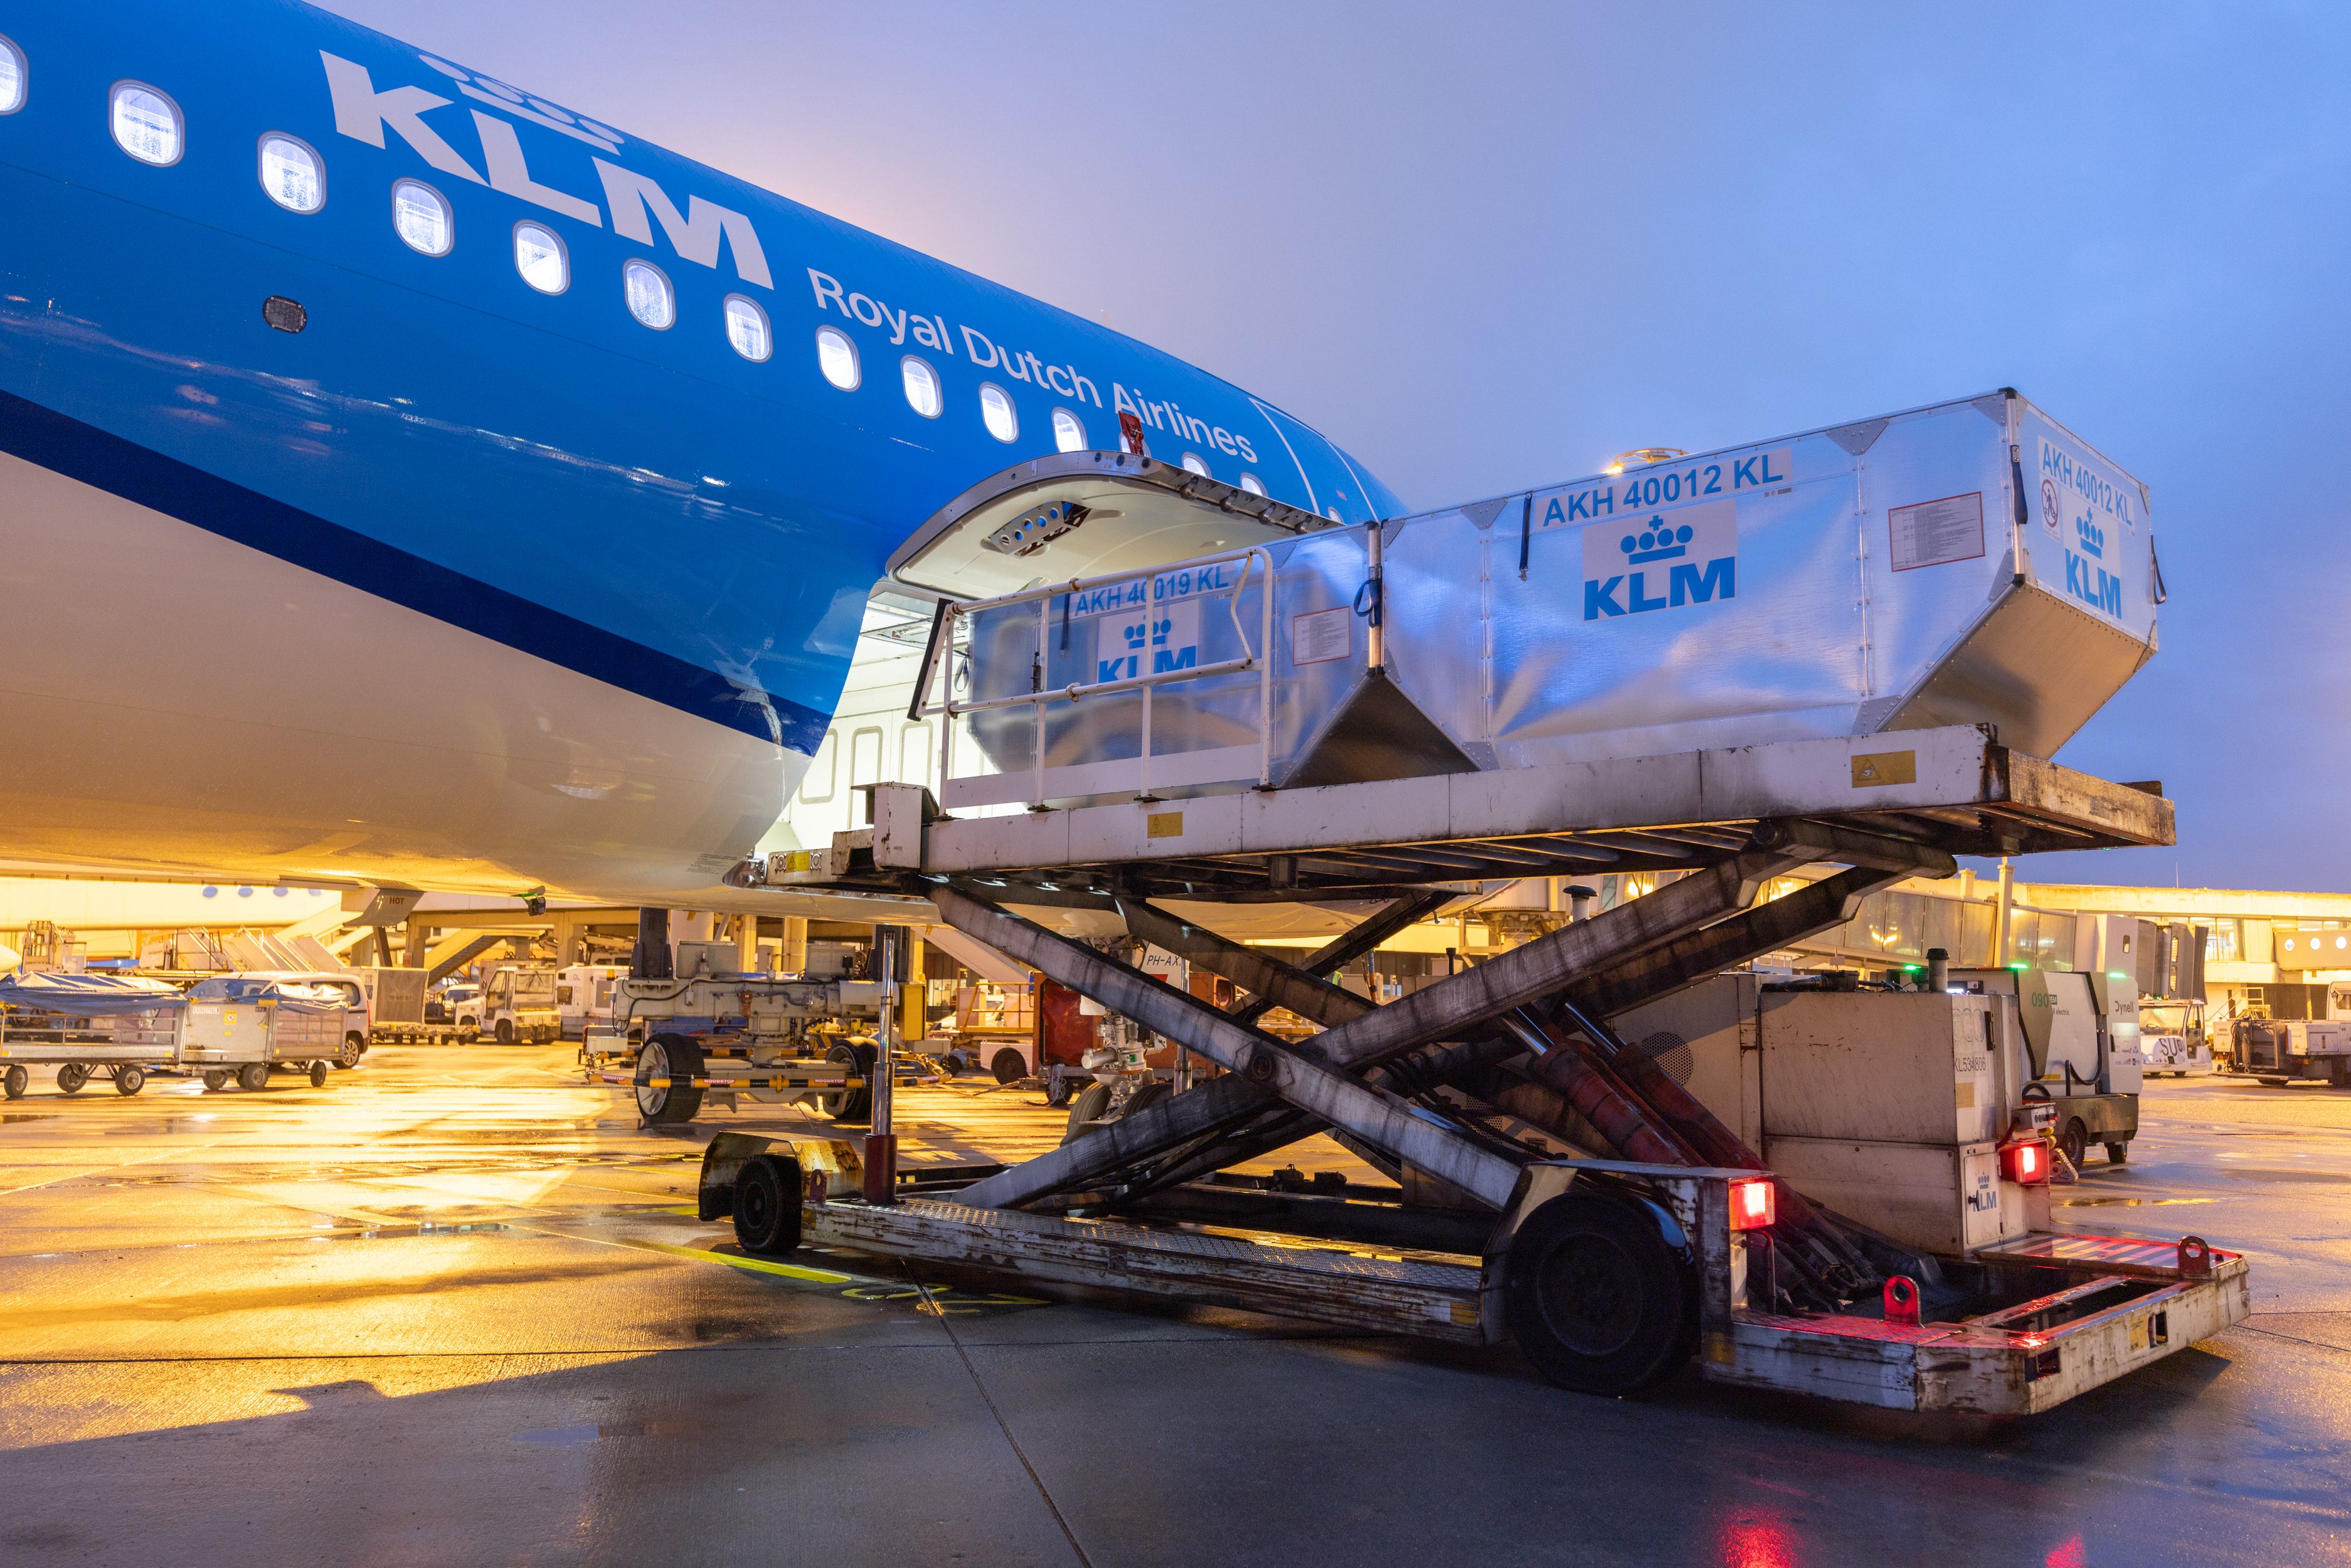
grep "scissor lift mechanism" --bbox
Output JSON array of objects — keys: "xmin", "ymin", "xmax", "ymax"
[{"xmin": 713, "ymin": 727, "xmax": 2248, "ymax": 1412}]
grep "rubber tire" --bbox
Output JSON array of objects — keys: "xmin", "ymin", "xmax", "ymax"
[
  {"xmin": 3, "ymin": 1064, "xmax": 25, "ymax": 1099},
  {"xmin": 496, "ymin": 1019, "xmax": 516, "ymax": 1046},
  {"xmin": 114, "ymin": 1065, "xmax": 146, "ymax": 1096},
  {"xmin": 825, "ymin": 1041, "xmax": 874, "ymax": 1123},
  {"xmin": 56, "ymin": 1062, "xmax": 88, "ymax": 1095},
  {"xmin": 2059, "ymin": 1118, "xmax": 2089, "ymax": 1170},
  {"xmin": 989, "ymin": 1047, "xmax": 1028, "ymax": 1085},
  {"xmin": 309, "ymin": 1061, "xmax": 329, "ymax": 1088},
  {"xmin": 201, "ymin": 1069, "xmax": 228, "ymax": 1093},
  {"xmin": 1063, "ymin": 1081, "xmax": 1113, "ymax": 1143},
  {"xmin": 2104, "ymin": 1140, "xmax": 2128, "ymax": 1164},
  {"xmin": 635, "ymin": 1033, "xmax": 706, "ymax": 1125},
  {"xmin": 1505, "ymin": 1192, "xmax": 1697, "ymax": 1397},
  {"xmin": 732, "ymin": 1153, "xmax": 803, "ymax": 1256},
  {"xmin": 1122, "ymin": 1079, "xmax": 1171, "ymax": 1120},
  {"xmin": 338, "ymin": 1035, "xmax": 364, "ymax": 1069},
  {"xmin": 238, "ymin": 1062, "xmax": 270, "ymax": 1092}
]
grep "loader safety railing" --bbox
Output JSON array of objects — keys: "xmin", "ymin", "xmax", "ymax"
[{"xmin": 912, "ymin": 545, "xmax": 1277, "ymax": 810}]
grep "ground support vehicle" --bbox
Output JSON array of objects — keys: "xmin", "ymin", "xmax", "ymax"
[
  {"xmin": 2231, "ymin": 1019, "xmax": 2351, "ymax": 1087},
  {"xmin": 481, "ymin": 965, "xmax": 561, "ymax": 1045},
  {"xmin": 181, "ymin": 976, "xmax": 351, "ymax": 1090},
  {"xmin": 558, "ymin": 964, "xmax": 630, "ymax": 1041},
  {"xmin": 0, "ymin": 972, "xmax": 185, "ymax": 1098},
  {"xmin": 719, "ymin": 741, "xmax": 2249, "ymax": 1414},
  {"xmin": 2140, "ymin": 997, "xmax": 2212, "ymax": 1078},
  {"xmin": 581, "ymin": 973, "xmax": 910, "ymax": 1126},
  {"xmin": 1950, "ymin": 967, "xmax": 2139, "ymax": 1167}
]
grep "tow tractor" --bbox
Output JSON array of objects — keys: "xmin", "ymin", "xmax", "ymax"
[
  {"xmin": 695, "ymin": 393, "xmax": 2249, "ymax": 1412},
  {"xmin": 581, "ymin": 939, "xmax": 915, "ymax": 1124}
]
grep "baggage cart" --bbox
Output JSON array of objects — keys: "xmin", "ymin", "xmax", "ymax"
[
  {"xmin": 180, "ymin": 976, "xmax": 351, "ymax": 1091},
  {"xmin": 0, "ymin": 972, "xmax": 184, "ymax": 1098}
]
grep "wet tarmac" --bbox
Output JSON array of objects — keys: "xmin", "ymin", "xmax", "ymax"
[{"xmin": 0, "ymin": 1046, "xmax": 2345, "ymax": 1566}]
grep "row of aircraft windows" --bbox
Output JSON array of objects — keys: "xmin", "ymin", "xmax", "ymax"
[
  {"xmin": 809, "ymin": 322, "xmax": 1265, "ymax": 490},
  {"xmin": 4, "ymin": 40, "xmax": 1280, "ymax": 492}
]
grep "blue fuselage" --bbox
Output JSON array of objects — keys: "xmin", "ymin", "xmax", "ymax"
[{"xmin": 0, "ymin": 1, "xmax": 1397, "ymax": 899}]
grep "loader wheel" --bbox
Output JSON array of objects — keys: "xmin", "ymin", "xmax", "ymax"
[
  {"xmin": 2059, "ymin": 1118, "xmax": 2088, "ymax": 1170},
  {"xmin": 2104, "ymin": 1141, "xmax": 2128, "ymax": 1165},
  {"xmin": 989, "ymin": 1047, "xmax": 1028, "ymax": 1085},
  {"xmin": 1062, "ymin": 1082, "xmax": 1112, "ymax": 1143},
  {"xmin": 238, "ymin": 1062, "xmax": 270, "ymax": 1092},
  {"xmin": 733, "ymin": 1153, "xmax": 802, "ymax": 1257},
  {"xmin": 824, "ymin": 1042, "xmax": 873, "ymax": 1123},
  {"xmin": 114, "ymin": 1065, "xmax": 146, "ymax": 1096},
  {"xmin": 1505, "ymin": 1192, "xmax": 1697, "ymax": 1397},
  {"xmin": 3, "ymin": 1064, "xmax": 26, "ymax": 1099},
  {"xmin": 635, "ymin": 1034, "xmax": 706, "ymax": 1125},
  {"xmin": 202, "ymin": 1070, "xmax": 228, "ymax": 1093},
  {"xmin": 496, "ymin": 1019, "xmax": 516, "ymax": 1046},
  {"xmin": 56, "ymin": 1063, "xmax": 88, "ymax": 1095}
]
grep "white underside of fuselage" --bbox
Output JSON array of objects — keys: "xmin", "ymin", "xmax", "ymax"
[{"xmin": 0, "ymin": 448, "xmax": 814, "ymax": 906}]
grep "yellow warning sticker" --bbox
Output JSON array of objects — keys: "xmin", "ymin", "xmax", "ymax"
[
  {"xmin": 1145, "ymin": 811, "xmax": 1184, "ymax": 839},
  {"xmin": 1851, "ymin": 750, "xmax": 1918, "ymax": 788}
]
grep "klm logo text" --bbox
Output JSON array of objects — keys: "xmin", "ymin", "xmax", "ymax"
[
  {"xmin": 1584, "ymin": 518, "xmax": 1735, "ymax": 620},
  {"xmin": 2063, "ymin": 517, "xmax": 2123, "ymax": 618}
]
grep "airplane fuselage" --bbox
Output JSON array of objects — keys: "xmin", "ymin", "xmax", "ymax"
[{"xmin": 0, "ymin": 1, "xmax": 1398, "ymax": 906}]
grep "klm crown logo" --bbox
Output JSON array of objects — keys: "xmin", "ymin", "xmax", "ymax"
[
  {"xmin": 2074, "ymin": 517, "xmax": 2104, "ymax": 560},
  {"xmin": 1620, "ymin": 517, "xmax": 1693, "ymax": 564}
]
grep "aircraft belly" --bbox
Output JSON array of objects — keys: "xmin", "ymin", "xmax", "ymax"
[{"xmin": 0, "ymin": 449, "xmax": 798, "ymax": 901}]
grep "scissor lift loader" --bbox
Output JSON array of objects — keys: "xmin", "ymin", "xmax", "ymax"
[{"xmin": 699, "ymin": 395, "xmax": 2247, "ymax": 1411}]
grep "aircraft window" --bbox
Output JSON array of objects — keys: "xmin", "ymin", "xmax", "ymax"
[
  {"xmin": 724, "ymin": 294, "xmax": 771, "ymax": 361},
  {"xmin": 979, "ymin": 383, "xmax": 1017, "ymax": 443},
  {"xmin": 1238, "ymin": 472, "xmax": 1266, "ymax": 496},
  {"xmin": 391, "ymin": 179, "xmax": 452, "ymax": 255},
  {"xmin": 901, "ymin": 356, "xmax": 941, "ymax": 419},
  {"xmin": 258, "ymin": 134, "xmax": 324, "ymax": 214},
  {"xmin": 1181, "ymin": 452, "xmax": 1210, "ymax": 477},
  {"xmin": 815, "ymin": 326, "xmax": 859, "ymax": 390},
  {"xmin": 0, "ymin": 38, "xmax": 25, "ymax": 115},
  {"xmin": 1326, "ymin": 506, "xmax": 1342, "ymax": 522},
  {"xmin": 623, "ymin": 259, "xmax": 674, "ymax": 329},
  {"xmin": 1051, "ymin": 408, "xmax": 1086, "ymax": 453},
  {"xmin": 514, "ymin": 221, "xmax": 568, "ymax": 294},
  {"xmin": 110, "ymin": 82, "xmax": 182, "ymax": 167}
]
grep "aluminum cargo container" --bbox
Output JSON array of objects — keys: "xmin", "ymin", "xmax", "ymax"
[{"xmin": 945, "ymin": 389, "xmax": 2157, "ymax": 808}]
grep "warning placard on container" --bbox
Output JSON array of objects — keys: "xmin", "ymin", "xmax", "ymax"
[
  {"xmin": 1889, "ymin": 491, "xmax": 1985, "ymax": 572},
  {"xmin": 1292, "ymin": 606, "xmax": 1352, "ymax": 665}
]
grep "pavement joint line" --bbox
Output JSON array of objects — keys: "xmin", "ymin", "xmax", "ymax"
[
  {"xmin": 906, "ymin": 1264, "xmax": 1096, "ymax": 1568},
  {"xmin": 0, "ymin": 1140, "xmax": 230, "ymax": 1200}
]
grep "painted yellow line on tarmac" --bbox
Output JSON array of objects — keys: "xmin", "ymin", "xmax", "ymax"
[{"xmin": 613, "ymin": 1235, "xmax": 852, "ymax": 1284}]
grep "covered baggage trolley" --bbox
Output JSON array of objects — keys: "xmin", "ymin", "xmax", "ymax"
[
  {"xmin": 181, "ymin": 976, "xmax": 350, "ymax": 1091},
  {"xmin": 0, "ymin": 972, "xmax": 185, "ymax": 1098}
]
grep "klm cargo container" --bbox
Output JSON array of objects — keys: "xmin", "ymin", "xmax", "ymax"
[{"xmin": 935, "ymin": 390, "xmax": 2158, "ymax": 808}]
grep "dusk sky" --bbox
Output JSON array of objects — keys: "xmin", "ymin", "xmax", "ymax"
[{"xmin": 317, "ymin": 1, "xmax": 2351, "ymax": 892}]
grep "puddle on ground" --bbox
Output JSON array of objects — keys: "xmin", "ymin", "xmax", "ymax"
[
  {"xmin": 2057, "ymin": 1197, "xmax": 2218, "ymax": 1207},
  {"xmin": 0, "ymin": 1113, "xmax": 58, "ymax": 1124}
]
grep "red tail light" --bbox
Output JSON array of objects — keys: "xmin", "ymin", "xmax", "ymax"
[
  {"xmin": 2003, "ymin": 1139, "xmax": 2049, "ymax": 1185},
  {"xmin": 1731, "ymin": 1177, "xmax": 1776, "ymax": 1231}
]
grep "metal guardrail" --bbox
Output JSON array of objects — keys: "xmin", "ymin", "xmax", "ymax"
[{"xmin": 913, "ymin": 545, "xmax": 1277, "ymax": 809}]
